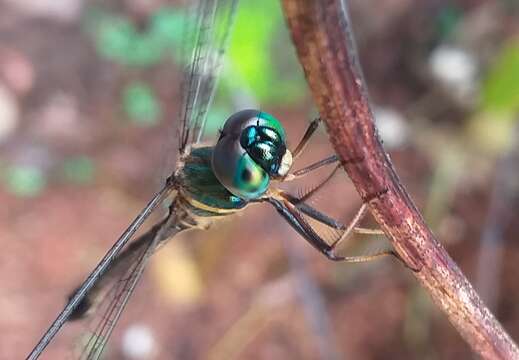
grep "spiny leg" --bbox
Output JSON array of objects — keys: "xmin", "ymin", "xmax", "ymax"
[
  {"xmin": 263, "ymin": 195, "xmax": 395, "ymax": 263},
  {"xmin": 272, "ymin": 115, "xmax": 403, "ymax": 265},
  {"xmin": 293, "ymin": 198, "xmax": 393, "ymax": 262},
  {"xmin": 292, "ymin": 117, "xmax": 322, "ymax": 159},
  {"xmin": 329, "ymin": 203, "xmax": 403, "ymax": 265},
  {"xmin": 263, "ymin": 196, "xmax": 341, "ymax": 259},
  {"xmin": 292, "ymin": 155, "xmax": 338, "ymax": 177},
  {"xmin": 283, "ymin": 155, "xmax": 339, "ymax": 182},
  {"xmin": 288, "ymin": 195, "xmax": 395, "ymax": 263},
  {"xmin": 283, "ymin": 117, "xmax": 339, "ymax": 182},
  {"xmin": 330, "ymin": 203, "xmax": 369, "ymax": 252},
  {"xmin": 283, "ymin": 164, "xmax": 340, "ymax": 208},
  {"xmin": 333, "ymin": 250, "xmax": 399, "ymax": 264},
  {"xmin": 279, "ymin": 177, "xmax": 386, "ymax": 236},
  {"xmin": 282, "ymin": 191, "xmax": 345, "ymax": 230},
  {"xmin": 285, "ymin": 116, "xmax": 363, "ymax": 182},
  {"xmin": 353, "ymin": 228, "xmax": 385, "ymax": 235}
]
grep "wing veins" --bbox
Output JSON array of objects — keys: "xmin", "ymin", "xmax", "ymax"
[
  {"xmin": 79, "ymin": 205, "xmax": 184, "ymax": 359},
  {"xmin": 179, "ymin": 0, "xmax": 239, "ymax": 153}
]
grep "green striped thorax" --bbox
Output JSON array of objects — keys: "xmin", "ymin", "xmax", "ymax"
[{"xmin": 212, "ymin": 110, "xmax": 293, "ymax": 200}]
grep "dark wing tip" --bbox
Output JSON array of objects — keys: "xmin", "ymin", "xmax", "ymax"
[{"xmin": 67, "ymin": 288, "xmax": 93, "ymax": 321}]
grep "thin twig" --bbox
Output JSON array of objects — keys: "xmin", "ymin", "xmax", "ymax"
[{"xmin": 281, "ymin": 0, "xmax": 519, "ymax": 358}]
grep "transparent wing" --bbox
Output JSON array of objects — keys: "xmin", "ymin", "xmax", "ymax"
[
  {"xmin": 26, "ymin": 184, "xmax": 173, "ymax": 360},
  {"xmin": 28, "ymin": 0, "xmax": 240, "ymax": 358},
  {"xmin": 75, "ymin": 0, "xmax": 240, "ymax": 356},
  {"xmin": 75, "ymin": 204, "xmax": 185, "ymax": 359},
  {"xmin": 78, "ymin": 236, "xmax": 155, "ymax": 360},
  {"xmin": 179, "ymin": 0, "xmax": 239, "ymax": 154}
]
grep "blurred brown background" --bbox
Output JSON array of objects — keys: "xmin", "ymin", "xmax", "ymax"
[{"xmin": 1, "ymin": 0, "xmax": 519, "ymax": 359}]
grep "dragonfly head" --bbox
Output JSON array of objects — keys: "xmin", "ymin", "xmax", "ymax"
[{"xmin": 212, "ymin": 109, "xmax": 292, "ymax": 200}]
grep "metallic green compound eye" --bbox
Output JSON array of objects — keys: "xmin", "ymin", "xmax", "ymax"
[
  {"xmin": 212, "ymin": 109, "xmax": 293, "ymax": 200},
  {"xmin": 232, "ymin": 152, "xmax": 269, "ymax": 199}
]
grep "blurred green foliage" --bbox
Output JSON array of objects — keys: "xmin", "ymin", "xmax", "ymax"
[
  {"xmin": 435, "ymin": 5, "xmax": 463, "ymax": 39},
  {"xmin": 227, "ymin": 0, "xmax": 305, "ymax": 104},
  {"xmin": 469, "ymin": 39, "xmax": 519, "ymax": 155},
  {"xmin": 481, "ymin": 40, "xmax": 519, "ymax": 115},
  {"xmin": 3, "ymin": 2, "xmax": 517, "ymax": 196},
  {"xmin": 84, "ymin": 0, "xmax": 304, "ymax": 114},
  {"xmin": 122, "ymin": 82, "xmax": 161, "ymax": 126},
  {"xmin": 84, "ymin": 7, "xmax": 185, "ymax": 67},
  {"xmin": 4, "ymin": 165, "xmax": 46, "ymax": 197},
  {"xmin": 61, "ymin": 156, "xmax": 95, "ymax": 184}
]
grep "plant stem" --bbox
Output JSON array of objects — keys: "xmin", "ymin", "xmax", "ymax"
[{"xmin": 281, "ymin": 0, "xmax": 519, "ymax": 358}]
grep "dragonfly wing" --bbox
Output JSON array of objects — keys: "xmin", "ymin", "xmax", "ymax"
[
  {"xmin": 28, "ymin": 0, "xmax": 240, "ymax": 357},
  {"xmin": 26, "ymin": 184, "xmax": 174, "ymax": 360},
  {"xmin": 179, "ymin": 0, "xmax": 239, "ymax": 154},
  {"xmin": 75, "ymin": 0, "xmax": 240, "ymax": 355},
  {"xmin": 76, "ymin": 204, "xmax": 185, "ymax": 359},
  {"xmin": 78, "ymin": 232, "xmax": 156, "ymax": 360}
]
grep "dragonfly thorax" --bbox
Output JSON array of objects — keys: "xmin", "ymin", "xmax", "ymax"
[{"xmin": 212, "ymin": 109, "xmax": 292, "ymax": 200}]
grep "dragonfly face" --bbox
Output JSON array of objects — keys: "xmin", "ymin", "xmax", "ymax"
[{"xmin": 212, "ymin": 109, "xmax": 293, "ymax": 200}]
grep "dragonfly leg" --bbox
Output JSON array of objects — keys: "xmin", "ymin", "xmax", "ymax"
[
  {"xmin": 327, "ymin": 204, "xmax": 412, "ymax": 267},
  {"xmin": 283, "ymin": 167, "xmax": 340, "ymax": 210},
  {"xmin": 280, "ymin": 176, "xmax": 387, "ymax": 239},
  {"xmin": 353, "ymin": 227, "xmax": 385, "ymax": 235},
  {"xmin": 283, "ymin": 155, "xmax": 339, "ymax": 182},
  {"xmin": 281, "ymin": 192, "xmax": 387, "ymax": 251},
  {"xmin": 331, "ymin": 250, "xmax": 399, "ymax": 263},
  {"xmin": 328, "ymin": 204, "xmax": 389, "ymax": 255},
  {"xmin": 331, "ymin": 207, "xmax": 415, "ymax": 268},
  {"xmin": 263, "ymin": 195, "xmax": 400, "ymax": 265},
  {"xmin": 282, "ymin": 194, "xmax": 345, "ymax": 230},
  {"xmin": 284, "ymin": 115, "xmax": 358, "ymax": 181},
  {"xmin": 292, "ymin": 117, "xmax": 322, "ymax": 159},
  {"xmin": 329, "ymin": 203, "xmax": 370, "ymax": 251}
]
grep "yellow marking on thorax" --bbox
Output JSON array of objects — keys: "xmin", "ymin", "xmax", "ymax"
[{"xmin": 179, "ymin": 191, "xmax": 246, "ymax": 215}]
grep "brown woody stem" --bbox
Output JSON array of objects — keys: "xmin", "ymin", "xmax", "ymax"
[{"xmin": 281, "ymin": 0, "xmax": 519, "ymax": 358}]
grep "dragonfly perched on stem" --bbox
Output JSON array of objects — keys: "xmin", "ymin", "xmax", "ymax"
[{"xmin": 27, "ymin": 0, "xmax": 400, "ymax": 359}]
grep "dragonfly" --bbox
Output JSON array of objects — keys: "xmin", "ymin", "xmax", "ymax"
[{"xmin": 27, "ymin": 0, "xmax": 399, "ymax": 358}]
